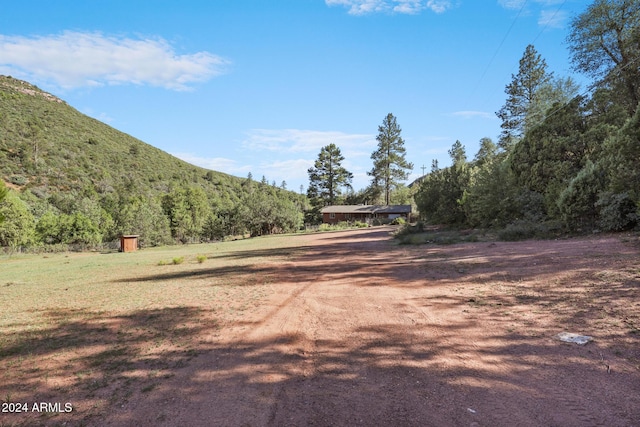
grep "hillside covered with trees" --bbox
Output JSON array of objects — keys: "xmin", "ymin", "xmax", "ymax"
[
  {"xmin": 0, "ymin": 76, "xmax": 307, "ymax": 248},
  {"xmin": 415, "ymin": 0, "xmax": 640, "ymax": 238}
]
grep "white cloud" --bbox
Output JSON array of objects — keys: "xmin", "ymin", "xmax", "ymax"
[
  {"xmin": 326, "ymin": 0, "xmax": 452, "ymax": 15},
  {"xmin": 538, "ymin": 9, "xmax": 568, "ymax": 29},
  {"xmin": 0, "ymin": 31, "xmax": 229, "ymax": 90},
  {"xmin": 451, "ymin": 110, "xmax": 495, "ymax": 119},
  {"xmin": 243, "ymin": 129, "xmax": 376, "ymax": 155},
  {"xmin": 498, "ymin": 0, "xmax": 571, "ymax": 28},
  {"xmin": 172, "ymin": 153, "xmax": 251, "ymax": 175},
  {"xmin": 497, "ymin": 0, "xmax": 526, "ymax": 10},
  {"xmin": 259, "ymin": 159, "xmax": 315, "ymax": 181}
]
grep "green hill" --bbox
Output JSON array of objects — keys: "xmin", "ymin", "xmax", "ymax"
[{"xmin": 0, "ymin": 76, "xmax": 306, "ymax": 248}]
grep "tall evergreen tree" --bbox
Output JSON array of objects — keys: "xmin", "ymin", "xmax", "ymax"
[
  {"xmin": 369, "ymin": 113, "xmax": 413, "ymax": 205},
  {"xmin": 496, "ymin": 44, "xmax": 553, "ymax": 150},
  {"xmin": 307, "ymin": 143, "xmax": 353, "ymax": 206}
]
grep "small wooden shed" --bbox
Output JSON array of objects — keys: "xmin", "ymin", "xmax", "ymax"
[{"xmin": 120, "ymin": 235, "xmax": 139, "ymax": 252}]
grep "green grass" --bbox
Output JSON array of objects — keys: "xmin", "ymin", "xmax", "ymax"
[{"xmin": 0, "ymin": 233, "xmax": 312, "ymax": 424}]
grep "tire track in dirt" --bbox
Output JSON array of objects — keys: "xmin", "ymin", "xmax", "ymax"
[{"xmin": 100, "ymin": 228, "xmax": 640, "ymax": 426}]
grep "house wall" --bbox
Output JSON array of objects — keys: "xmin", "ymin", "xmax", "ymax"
[
  {"xmin": 321, "ymin": 212, "xmax": 409, "ymax": 224},
  {"xmin": 322, "ymin": 213, "xmax": 371, "ymax": 224}
]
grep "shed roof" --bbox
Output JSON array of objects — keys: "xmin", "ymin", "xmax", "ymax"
[{"xmin": 320, "ymin": 205, "xmax": 411, "ymax": 214}]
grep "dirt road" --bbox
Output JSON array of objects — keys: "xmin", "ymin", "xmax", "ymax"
[{"xmin": 104, "ymin": 227, "xmax": 640, "ymax": 426}]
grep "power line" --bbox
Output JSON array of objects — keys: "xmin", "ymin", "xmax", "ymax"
[
  {"xmin": 532, "ymin": 55, "xmax": 640, "ymax": 129},
  {"xmin": 467, "ymin": 0, "xmax": 529, "ymax": 107},
  {"xmin": 531, "ymin": 0, "xmax": 568, "ymax": 46}
]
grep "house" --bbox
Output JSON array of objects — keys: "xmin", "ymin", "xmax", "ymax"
[{"xmin": 320, "ymin": 205, "xmax": 411, "ymax": 224}]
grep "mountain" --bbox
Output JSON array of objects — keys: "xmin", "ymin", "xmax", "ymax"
[
  {"xmin": 0, "ymin": 76, "xmax": 307, "ymax": 247},
  {"xmin": 0, "ymin": 75, "xmax": 242, "ymax": 197}
]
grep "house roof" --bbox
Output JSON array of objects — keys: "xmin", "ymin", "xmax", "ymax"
[{"xmin": 320, "ymin": 205, "xmax": 411, "ymax": 214}]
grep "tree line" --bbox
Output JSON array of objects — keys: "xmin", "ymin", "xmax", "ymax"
[
  {"xmin": 0, "ymin": 175, "xmax": 307, "ymax": 249},
  {"xmin": 306, "ymin": 113, "xmax": 413, "ymax": 217},
  {"xmin": 415, "ymin": 0, "xmax": 640, "ymax": 237}
]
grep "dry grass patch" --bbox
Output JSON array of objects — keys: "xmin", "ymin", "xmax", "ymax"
[{"xmin": 0, "ymin": 234, "xmax": 311, "ymax": 426}]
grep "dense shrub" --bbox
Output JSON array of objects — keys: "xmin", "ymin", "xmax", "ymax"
[
  {"xmin": 596, "ymin": 192, "xmax": 638, "ymax": 231},
  {"xmin": 498, "ymin": 220, "xmax": 544, "ymax": 241},
  {"xmin": 0, "ymin": 191, "xmax": 35, "ymax": 246},
  {"xmin": 9, "ymin": 175, "xmax": 27, "ymax": 185},
  {"xmin": 557, "ymin": 161, "xmax": 604, "ymax": 230}
]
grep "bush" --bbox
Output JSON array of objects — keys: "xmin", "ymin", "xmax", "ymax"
[
  {"xmin": 196, "ymin": 255, "xmax": 207, "ymax": 263},
  {"xmin": 557, "ymin": 161, "xmax": 603, "ymax": 230},
  {"xmin": 172, "ymin": 256, "xmax": 184, "ymax": 265},
  {"xmin": 0, "ymin": 191, "xmax": 35, "ymax": 247},
  {"xmin": 318, "ymin": 223, "xmax": 333, "ymax": 232},
  {"xmin": 9, "ymin": 175, "xmax": 27, "ymax": 186},
  {"xmin": 596, "ymin": 192, "xmax": 638, "ymax": 231},
  {"xmin": 391, "ymin": 217, "xmax": 406, "ymax": 225},
  {"xmin": 498, "ymin": 220, "xmax": 543, "ymax": 241},
  {"xmin": 372, "ymin": 218, "xmax": 393, "ymax": 226}
]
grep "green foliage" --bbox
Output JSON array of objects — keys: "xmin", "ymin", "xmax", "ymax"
[
  {"xmin": 596, "ymin": 192, "xmax": 638, "ymax": 231},
  {"xmin": 510, "ymin": 97, "xmax": 590, "ymax": 217},
  {"xmin": 235, "ymin": 183, "xmax": 303, "ymax": 237},
  {"xmin": 35, "ymin": 211, "xmax": 101, "ymax": 245},
  {"xmin": 568, "ymin": 0, "xmax": 640, "ymax": 113},
  {"xmin": 496, "ymin": 44, "xmax": 553, "ymax": 149},
  {"xmin": 307, "ymin": 144, "xmax": 353, "ymax": 207},
  {"xmin": 196, "ymin": 255, "xmax": 207, "ymax": 264},
  {"xmin": 390, "ymin": 217, "xmax": 406, "ymax": 225},
  {"xmin": 317, "ymin": 221, "xmax": 355, "ymax": 232},
  {"xmin": 0, "ymin": 190, "xmax": 35, "ymax": 247},
  {"xmin": 415, "ymin": 141, "xmax": 470, "ymax": 225},
  {"xmin": 9, "ymin": 175, "xmax": 26, "ymax": 185},
  {"xmin": 162, "ymin": 186, "xmax": 209, "ymax": 243},
  {"xmin": 557, "ymin": 161, "xmax": 605, "ymax": 230},
  {"xmin": 600, "ymin": 107, "xmax": 640, "ymax": 199},
  {"xmin": 0, "ymin": 76, "xmax": 308, "ymax": 247},
  {"xmin": 172, "ymin": 256, "xmax": 184, "ymax": 265},
  {"xmin": 497, "ymin": 220, "xmax": 546, "ymax": 241},
  {"xmin": 463, "ymin": 154, "xmax": 519, "ymax": 228},
  {"xmin": 0, "ymin": 179, "xmax": 6, "ymax": 223},
  {"xmin": 395, "ymin": 225, "xmax": 485, "ymax": 245},
  {"xmin": 413, "ymin": 1, "xmax": 640, "ymax": 236},
  {"xmin": 369, "ymin": 113, "xmax": 413, "ymax": 205},
  {"xmin": 111, "ymin": 195, "xmax": 172, "ymax": 247}
]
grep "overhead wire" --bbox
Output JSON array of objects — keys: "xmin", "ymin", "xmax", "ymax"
[
  {"xmin": 536, "ymin": 55, "xmax": 640, "ymax": 127},
  {"xmin": 467, "ymin": 0, "xmax": 529, "ymax": 108},
  {"xmin": 531, "ymin": 0, "xmax": 569, "ymax": 46}
]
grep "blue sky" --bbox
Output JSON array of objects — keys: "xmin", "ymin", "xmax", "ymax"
[{"xmin": 0, "ymin": 0, "xmax": 589, "ymax": 193}]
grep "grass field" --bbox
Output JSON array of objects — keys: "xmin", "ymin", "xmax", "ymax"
[{"xmin": 0, "ymin": 235, "xmax": 308, "ymax": 426}]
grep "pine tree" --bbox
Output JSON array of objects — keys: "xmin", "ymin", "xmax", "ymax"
[
  {"xmin": 369, "ymin": 113, "xmax": 413, "ymax": 205},
  {"xmin": 496, "ymin": 45, "xmax": 553, "ymax": 150},
  {"xmin": 307, "ymin": 144, "xmax": 353, "ymax": 206}
]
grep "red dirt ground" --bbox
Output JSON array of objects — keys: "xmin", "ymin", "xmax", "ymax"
[
  {"xmin": 100, "ymin": 227, "xmax": 640, "ymax": 427},
  {"xmin": 8, "ymin": 227, "xmax": 640, "ymax": 426}
]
